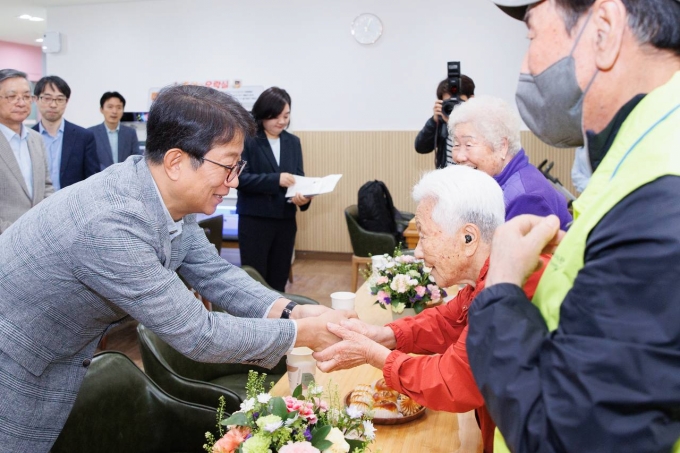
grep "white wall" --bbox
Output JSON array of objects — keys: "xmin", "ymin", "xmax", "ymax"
[{"xmin": 46, "ymin": 0, "xmax": 528, "ymax": 130}]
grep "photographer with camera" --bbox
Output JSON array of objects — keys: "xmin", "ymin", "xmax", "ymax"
[{"xmin": 414, "ymin": 74, "xmax": 475, "ymax": 169}]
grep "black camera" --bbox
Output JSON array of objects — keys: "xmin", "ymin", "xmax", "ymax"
[{"xmin": 441, "ymin": 61, "xmax": 462, "ymax": 117}]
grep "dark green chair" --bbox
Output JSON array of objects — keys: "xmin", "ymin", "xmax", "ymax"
[
  {"xmin": 137, "ymin": 324, "xmax": 281, "ymax": 405},
  {"xmin": 240, "ymin": 264, "xmax": 320, "ymax": 306},
  {"xmin": 137, "ymin": 266, "xmax": 320, "ymax": 405},
  {"xmin": 344, "ymin": 204, "xmax": 397, "ymax": 291},
  {"xmin": 198, "ymin": 215, "xmax": 223, "ymax": 255},
  {"xmin": 51, "ymin": 351, "xmax": 217, "ymax": 453}
]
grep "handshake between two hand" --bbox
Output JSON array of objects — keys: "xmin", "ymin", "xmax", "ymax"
[{"xmin": 295, "ymin": 305, "xmax": 394, "ymax": 373}]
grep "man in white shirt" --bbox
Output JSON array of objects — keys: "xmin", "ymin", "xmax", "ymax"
[{"xmin": 0, "ymin": 68, "xmax": 53, "ymax": 233}]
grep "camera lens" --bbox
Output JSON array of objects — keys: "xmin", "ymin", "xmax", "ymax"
[{"xmin": 441, "ymin": 98, "xmax": 460, "ymax": 116}]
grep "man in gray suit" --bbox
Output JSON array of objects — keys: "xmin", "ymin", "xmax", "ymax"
[
  {"xmin": 88, "ymin": 91, "xmax": 141, "ymax": 169},
  {"xmin": 0, "ymin": 85, "xmax": 349, "ymax": 452},
  {"xmin": 0, "ymin": 68, "xmax": 54, "ymax": 233}
]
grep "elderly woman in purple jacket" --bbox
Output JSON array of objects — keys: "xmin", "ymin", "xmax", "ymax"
[{"xmin": 448, "ymin": 95, "xmax": 571, "ymax": 229}]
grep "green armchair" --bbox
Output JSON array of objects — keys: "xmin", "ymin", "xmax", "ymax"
[
  {"xmin": 137, "ymin": 324, "xmax": 283, "ymax": 405},
  {"xmin": 344, "ymin": 204, "xmax": 398, "ymax": 291},
  {"xmin": 240, "ymin": 265, "xmax": 320, "ymax": 306},
  {"xmin": 137, "ymin": 267, "xmax": 320, "ymax": 406},
  {"xmin": 51, "ymin": 351, "xmax": 217, "ymax": 453}
]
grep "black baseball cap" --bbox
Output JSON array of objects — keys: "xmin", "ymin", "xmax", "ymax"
[{"xmin": 491, "ymin": 0, "xmax": 680, "ymax": 21}]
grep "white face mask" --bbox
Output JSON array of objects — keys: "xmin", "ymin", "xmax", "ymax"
[{"xmin": 515, "ymin": 11, "xmax": 597, "ymax": 148}]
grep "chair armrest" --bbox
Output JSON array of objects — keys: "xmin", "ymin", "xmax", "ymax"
[{"xmin": 353, "ymin": 230, "xmax": 396, "ymax": 257}]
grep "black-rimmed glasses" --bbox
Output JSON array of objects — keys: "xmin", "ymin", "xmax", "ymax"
[
  {"xmin": 38, "ymin": 95, "xmax": 68, "ymax": 105},
  {"xmin": 201, "ymin": 158, "xmax": 247, "ymax": 183}
]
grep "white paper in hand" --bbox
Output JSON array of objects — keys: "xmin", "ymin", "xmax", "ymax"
[{"xmin": 285, "ymin": 174, "xmax": 342, "ymax": 197}]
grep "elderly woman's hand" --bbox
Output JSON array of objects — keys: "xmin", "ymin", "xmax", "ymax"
[
  {"xmin": 339, "ymin": 318, "xmax": 397, "ymax": 349},
  {"xmin": 294, "ymin": 310, "xmax": 358, "ymax": 352},
  {"xmin": 313, "ymin": 322, "xmax": 391, "ymax": 372},
  {"xmin": 487, "ymin": 214, "xmax": 565, "ymax": 287}
]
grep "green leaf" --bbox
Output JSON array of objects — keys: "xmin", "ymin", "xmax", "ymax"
[
  {"xmin": 292, "ymin": 384, "xmax": 303, "ymax": 398},
  {"xmin": 314, "ymin": 440, "xmax": 333, "ymax": 451},
  {"xmin": 269, "ymin": 397, "xmax": 288, "ymax": 417},
  {"xmin": 373, "ymin": 301, "xmax": 387, "ymax": 310},
  {"xmin": 220, "ymin": 412, "xmax": 249, "ymax": 426},
  {"xmin": 311, "ymin": 425, "xmax": 332, "ymax": 446},
  {"xmin": 347, "ymin": 438, "xmax": 367, "ymax": 452},
  {"xmin": 414, "ymin": 301, "xmax": 425, "ymax": 314}
]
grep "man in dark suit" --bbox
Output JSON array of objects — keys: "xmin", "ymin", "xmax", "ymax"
[
  {"xmin": 88, "ymin": 91, "xmax": 141, "ymax": 169},
  {"xmin": 32, "ymin": 76, "xmax": 100, "ymax": 190}
]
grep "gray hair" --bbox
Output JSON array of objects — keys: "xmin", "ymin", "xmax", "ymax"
[
  {"xmin": 448, "ymin": 95, "xmax": 522, "ymax": 156},
  {"xmin": 555, "ymin": 0, "xmax": 680, "ymax": 57},
  {"xmin": 0, "ymin": 69, "xmax": 29, "ymax": 88},
  {"xmin": 412, "ymin": 165, "xmax": 505, "ymax": 243}
]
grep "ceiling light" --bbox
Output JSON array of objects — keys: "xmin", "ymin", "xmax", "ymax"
[
  {"xmin": 18, "ymin": 14, "xmax": 45, "ymax": 21},
  {"xmin": 36, "ymin": 38, "xmax": 43, "ymax": 43}
]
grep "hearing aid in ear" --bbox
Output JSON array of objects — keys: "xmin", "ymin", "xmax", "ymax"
[{"xmin": 465, "ymin": 235, "xmax": 472, "ymax": 243}]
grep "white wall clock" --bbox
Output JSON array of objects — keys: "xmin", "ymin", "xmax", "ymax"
[{"xmin": 351, "ymin": 13, "xmax": 383, "ymax": 45}]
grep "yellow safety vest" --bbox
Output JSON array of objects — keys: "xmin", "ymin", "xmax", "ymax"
[{"xmin": 494, "ymin": 71, "xmax": 680, "ymax": 453}]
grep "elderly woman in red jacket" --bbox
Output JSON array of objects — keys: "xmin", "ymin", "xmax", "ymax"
[{"xmin": 314, "ymin": 165, "xmax": 547, "ymax": 453}]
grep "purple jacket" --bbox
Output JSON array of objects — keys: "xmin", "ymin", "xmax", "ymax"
[{"xmin": 493, "ymin": 149, "xmax": 572, "ymax": 230}]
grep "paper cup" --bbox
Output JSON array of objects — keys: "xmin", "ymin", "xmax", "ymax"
[
  {"xmin": 286, "ymin": 347, "xmax": 316, "ymax": 393},
  {"xmin": 330, "ymin": 291, "xmax": 356, "ymax": 310}
]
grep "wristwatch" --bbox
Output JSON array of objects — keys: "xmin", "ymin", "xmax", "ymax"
[{"xmin": 280, "ymin": 301, "xmax": 298, "ymax": 319}]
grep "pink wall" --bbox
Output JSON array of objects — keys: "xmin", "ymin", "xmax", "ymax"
[{"xmin": 0, "ymin": 41, "xmax": 42, "ymax": 81}]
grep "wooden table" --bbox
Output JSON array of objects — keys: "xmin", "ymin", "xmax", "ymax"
[{"xmin": 270, "ymin": 283, "xmax": 482, "ymax": 453}]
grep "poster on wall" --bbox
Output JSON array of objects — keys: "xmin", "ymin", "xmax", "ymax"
[{"xmin": 148, "ymin": 80, "xmax": 263, "ymax": 110}]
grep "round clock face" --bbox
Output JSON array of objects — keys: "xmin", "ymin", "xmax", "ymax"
[{"xmin": 351, "ymin": 13, "xmax": 383, "ymax": 45}]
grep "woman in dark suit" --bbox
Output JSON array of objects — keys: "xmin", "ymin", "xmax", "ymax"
[{"xmin": 236, "ymin": 87, "xmax": 310, "ymax": 291}]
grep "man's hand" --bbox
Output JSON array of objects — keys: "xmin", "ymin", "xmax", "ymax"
[
  {"xmin": 293, "ymin": 310, "xmax": 358, "ymax": 352},
  {"xmin": 432, "ymin": 100, "xmax": 448, "ymax": 124},
  {"xmin": 313, "ymin": 322, "xmax": 391, "ymax": 372},
  {"xmin": 290, "ymin": 192, "xmax": 310, "ymax": 207},
  {"xmin": 338, "ymin": 318, "xmax": 397, "ymax": 349},
  {"xmin": 291, "ymin": 303, "xmax": 358, "ymax": 320},
  {"xmin": 486, "ymin": 214, "xmax": 565, "ymax": 288},
  {"xmin": 279, "ymin": 172, "xmax": 296, "ymax": 187}
]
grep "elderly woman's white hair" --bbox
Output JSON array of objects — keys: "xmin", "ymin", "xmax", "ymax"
[
  {"xmin": 412, "ymin": 165, "xmax": 505, "ymax": 242},
  {"xmin": 447, "ymin": 95, "xmax": 522, "ymax": 156}
]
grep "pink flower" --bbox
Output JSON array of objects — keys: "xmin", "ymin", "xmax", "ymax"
[
  {"xmin": 427, "ymin": 284, "xmax": 442, "ymax": 302},
  {"xmin": 415, "ymin": 285, "xmax": 426, "ymax": 297},
  {"xmin": 376, "ymin": 290, "xmax": 391, "ymax": 306},
  {"xmin": 375, "ymin": 276, "xmax": 389, "ymax": 285},
  {"xmin": 212, "ymin": 427, "xmax": 250, "ymax": 453},
  {"xmin": 284, "ymin": 396, "xmax": 304, "ymax": 411},
  {"xmin": 279, "ymin": 441, "xmax": 320, "ymax": 453},
  {"xmin": 313, "ymin": 397, "xmax": 329, "ymax": 412},
  {"xmin": 283, "ymin": 396, "xmax": 318, "ymax": 423}
]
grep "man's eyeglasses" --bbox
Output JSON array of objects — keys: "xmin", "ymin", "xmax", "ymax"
[
  {"xmin": 38, "ymin": 95, "xmax": 68, "ymax": 106},
  {"xmin": 201, "ymin": 158, "xmax": 247, "ymax": 183},
  {"xmin": 0, "ymin": 94, "xmax": 33, "ymax": 105}
]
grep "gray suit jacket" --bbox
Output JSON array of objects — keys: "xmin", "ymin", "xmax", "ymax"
[
  {"xmin": 88, "ymin": 122, "xmax": 141, "ymax": 170},
  {"xmin": 0, "ymin": 127, "xmax": 54, "ymax": 233},
  {"xmin": 0, "ymin": 156, "xmax": 295, "ymax": 449}
]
